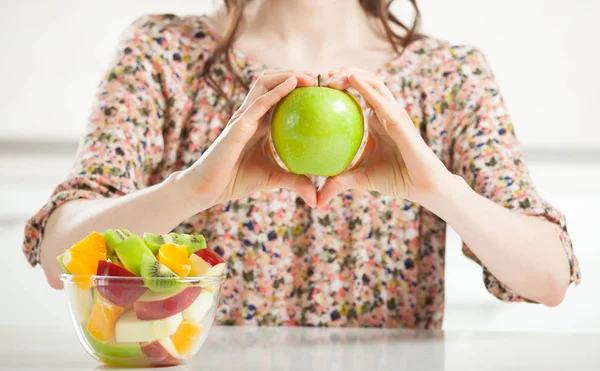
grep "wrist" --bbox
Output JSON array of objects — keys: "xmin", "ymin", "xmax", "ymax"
[
  {"xmin": 419, "ymin": 174, "xmax": 473, "ymax": 220},
  {"xmin": 161, "ymin": 170, "xmax": 215, "ymax": 221}
]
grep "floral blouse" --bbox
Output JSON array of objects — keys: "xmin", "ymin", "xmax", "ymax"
[{"xmin": 23, "ymin": 15, "xmax": 580, "ymax": 328}]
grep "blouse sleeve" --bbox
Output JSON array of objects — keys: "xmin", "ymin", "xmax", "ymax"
[
  {"xmin": 449, "ymin": 47, "xmax": 581, "ymax": 302},
  {"xmin": 22, "ymin": 16, "xmax": 172, "ymax": 266}
]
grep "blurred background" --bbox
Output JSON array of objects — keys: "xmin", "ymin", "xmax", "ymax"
[{"xmin": 0, "ymin": 0, "xmax": 598, "ymax": 332}]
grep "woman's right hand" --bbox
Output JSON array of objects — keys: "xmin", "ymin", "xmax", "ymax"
[{"xmin": 179, "ymin": 70, "xmax": 317, "ymax": 212}]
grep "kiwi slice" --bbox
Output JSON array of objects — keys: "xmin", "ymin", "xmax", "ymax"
[
  {"xmin": 140, "ymin": 254, "xmax": 182, "ymax": 293},
  {"xmin": 170, "ymin": 233, "xmax": 207, "ymax": 255},
  {"xmin": 182, "ymin": 234, "xmax": 206, "ymax": 255},
  {"xmin": 103, "ymin": 229, "xmax": 131, "ymax": 249},
  {"xmin": 111, "ymin": 234, "xmax": 156, "ymax": 277},
  {"xmin": 142, "ymin": 233, "xmax": 172, "ymax": 255},
  {"xmin": 57, "ymin": 253, "xmax": 71, "ymax": 274},
  {"xmin": 102, "ymin": 229, "xmax": 133, "ymax": 263},
  {"xmin": 144, "ymin": 233, "xmax": 206, "ymax": 256},
  {"xmin": 169, "ymin": 233, "xmax": 191, "ymax": 246}
]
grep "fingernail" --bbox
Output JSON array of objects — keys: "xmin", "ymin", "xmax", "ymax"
[{"xmin": 327, "ymin": 81, "xmax": 341, "ymax": 89}]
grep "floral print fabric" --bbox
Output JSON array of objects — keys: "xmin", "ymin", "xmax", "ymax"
[{"xmin": 23, "ymin": 15, "xmax": 580, "ymax": 328}]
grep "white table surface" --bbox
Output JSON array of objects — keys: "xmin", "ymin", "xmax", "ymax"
[{"xmin": 1, "ymin": 326, "xmax": 599, "ymax": 371}]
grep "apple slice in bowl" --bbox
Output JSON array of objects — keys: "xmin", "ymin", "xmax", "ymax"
[
  {"xmin": 94, "ymin": 261, "xmax": 147, "ymax": 307},
  {"xmin": 141, "ymin": 337, "xmax": 181, "ymax": 367},
  {"xmin": 183, "ymin": 288, "xmax": 216, "ymax": 323},
  {"xmin": 190, "ymin": 248, "xmax": 226, "ymax": 277},
  {"xmin": 134, "ymin": 286, "xmax": 202, "ymax": 320}
]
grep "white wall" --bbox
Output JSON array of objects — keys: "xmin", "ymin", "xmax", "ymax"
[
  {"xmin": 398, "ymin": 0, "xmax": 600, "ymax": 149},
  {"xmin": 0, "ymin": 0, "xmax": 599, "ymax": 333},
  {"xmin": 1, "ymin": 0, "xmax": 599, "ymax": 149}
]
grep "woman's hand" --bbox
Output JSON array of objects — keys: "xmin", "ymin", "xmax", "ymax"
[
  {"xmin": 180, "ymin": 70, "xmax": 318, "ymax": 212},
  {"xmin": 318, "ymin": 68, "xmax": 458, "ymax": 209}
]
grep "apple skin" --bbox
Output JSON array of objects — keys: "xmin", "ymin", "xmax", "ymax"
[
  {"xmin": 271, "ymin": 87, "xmax": 364, "ymax": 176},
  {"xmin": 95, "ymin": 261, "xmax": 147, "ymax": 307},
  {"xmin": 195, "ymin": 248, "xmax": 225, "ymax": 267},
  {"xmin": 82, "ymin": 327, "xmax": 142, "ymax": 362},
  {"xmin": 141, "ymin": 339, "xmax": 181, "ymax": 367},
  {"xmin": 134, "ymin": 286, "xmax": 201, "ymax": 320},
  {"xmin": 191, "ymin": 249, "xmax": 226, "ymax": 277}
]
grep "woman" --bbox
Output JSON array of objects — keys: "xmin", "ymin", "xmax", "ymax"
[{"xmin": 23, "ymin": 0, "xmax": 580, "ymax": 328}]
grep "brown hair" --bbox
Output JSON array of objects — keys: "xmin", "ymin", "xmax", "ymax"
[{"xmin": 202, "ymin": 0, "xmax": 422, "ymax": 111}]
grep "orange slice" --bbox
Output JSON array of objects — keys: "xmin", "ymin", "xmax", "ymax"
[
  {"xmin": 86, "ymin": 294, "xmax": 128, "ymax": 342},
  {"xmin": 158, "ymin": 244, "xmax": 192, "ymax": 278},
  {"xmin": 170, "ymin": 320, "xmax": 202, "ymax": 355},
  {"xmin": 63, "ymin": 232, "xmax": 107, "ymax": 289}
]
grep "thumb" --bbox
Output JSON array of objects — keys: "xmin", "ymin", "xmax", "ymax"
[
  {"xmin": 268, "ymin": 171, "xmax": 317, "ymax": 208},
  {"xmin": 317, "ymin": 167, "xmax": 369, "ymax": 207}
]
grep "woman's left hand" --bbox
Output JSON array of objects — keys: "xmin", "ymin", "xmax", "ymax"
[
  {"xmin": 321, "ymin": 69, "xmax": 574, "ymax": 307},
  {"xmin": 318, "ymin": 68, "xmax": 459, "ymax": 209}
]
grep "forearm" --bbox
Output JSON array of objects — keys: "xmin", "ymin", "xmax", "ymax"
[
  {"xmin": 40, "ymin": 171, "xmax": 207, "ymax": 289},
  {"xmin": 425, "ymin": 176, "xmax": 571, "ymax": 307}
]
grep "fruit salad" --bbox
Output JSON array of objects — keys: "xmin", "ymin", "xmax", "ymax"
[{"xmin": 59, "ymin": 230, "xmax": 226, "ymax": 367}]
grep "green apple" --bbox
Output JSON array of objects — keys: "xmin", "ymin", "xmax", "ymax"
[
  {"xmin": 57, "ymin": 253, "xmax": 71, "ymax": 274},
  {"xmin": 82, "ymin": 327, "xmax": 142, "ymax": 361},
  {"xmin": 271, "ymin": 80, "xmax": 364, "ymax": 176}
]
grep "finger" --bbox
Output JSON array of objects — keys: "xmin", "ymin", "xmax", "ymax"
[
  {"xmin": 362, "ymin": 76, "xmax": 396, "ymax": 103},
  {"xmin": 323, "ymin": 75, "xmax": 352, "ymax": 90},
  {"xmin": 245, "ymin": 76, "xmax": 298, "ymax": 122},
  {"xmin": 240, "ymin": 73, "xmax": 312, "ymax": 112},
  {"xmin": 321, "ymin": 66, "xmax": 348, "ymax": 88},
  {"xmin": 268, "ymin": 171, "xmax": 317, "ymax": 208},
  {"xmin": 238, "ymin": 72, "xmax": 293, "ymax": 112},
  {"xmin": 323, "ymin": 70, "xmax": 356, "ymax": 90},
  {"xmin": 232, "ymin": 76, "xmax": 298, "ymax": 142},
  {"xmin": 253, "ymin": 73, "xmax": 305, "ymax": 92},
  {"xmin": 329, "ymin": 71, "xmax": 395, "ymax": 103},
  {"xmin": 258, "ymin": 71, "xmax": 314, "ymax": 88},
  {"xmin": 234, "ymin": 71, "xmax": 313, "ymax": 124},
  {"xmin": 241, "ymin": 72, "xmax": 311, "ymax": 108},
  {"xmin": 263, "ymin": 69, "xmax": 316, "ymax": 79},
  {"xmin": 326, "ymin": 66, "xmax": 363, "ymax": 77},
  {"xmin": 323, "ymin": 68, "xmax": 375, "ymax": 90},
  {"xmin": 325, "ymin": 66, "xmax": 350, "ymax": 78},
  {"xmin": 348, "ymin": 73, "xmax": 419, "ymax": 146},
  {"xmin": 316, "ymin": 167, "xmax": 369, "ymax": 207},
  {"xmin": 295, "ymin": 75, "xmax": 315, "ymax": 87}
]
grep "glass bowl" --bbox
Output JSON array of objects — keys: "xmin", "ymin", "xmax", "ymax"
[{"xmin": 61, "ymin": 274, "xmax": 225, "ymax": 368}]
